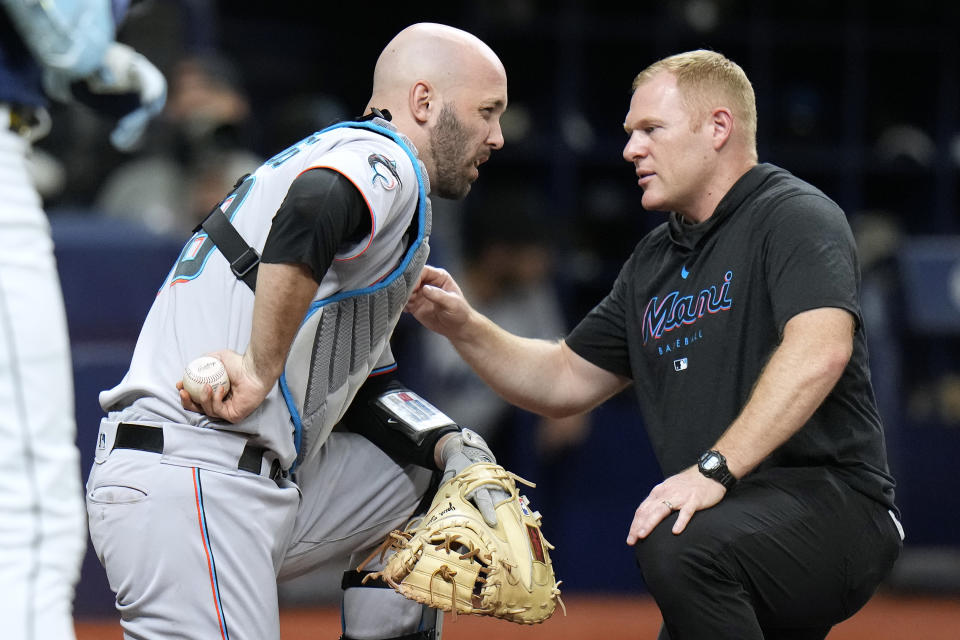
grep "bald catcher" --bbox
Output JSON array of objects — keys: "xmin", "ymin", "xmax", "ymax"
[{"xmin": 86, "ymin": 23, "xmax": 508, "ymax": 640}]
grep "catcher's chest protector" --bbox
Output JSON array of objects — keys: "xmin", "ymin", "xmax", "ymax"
[{"xmin": 280, "ymin": 119, "xmax": 432, "ymax": 469}]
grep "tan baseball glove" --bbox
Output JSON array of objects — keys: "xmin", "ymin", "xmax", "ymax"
[{"xmin": 361, "ymin": 461, "xmax": 564, "ymax": 625}]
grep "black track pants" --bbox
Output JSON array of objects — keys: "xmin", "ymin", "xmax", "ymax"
[{"xmin": 635, "ymin": 467, "xmax": 902, "ymax": 640}]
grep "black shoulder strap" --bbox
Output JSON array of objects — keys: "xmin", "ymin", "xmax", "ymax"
[{"xmin": 194, "ymin": 174, "xmax": 260, "ymax": 292}]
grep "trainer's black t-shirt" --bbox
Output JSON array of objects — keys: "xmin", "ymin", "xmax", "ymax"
[{"xmin": 566, "ymin": 163, "xmax": 896, "ymax": 511}]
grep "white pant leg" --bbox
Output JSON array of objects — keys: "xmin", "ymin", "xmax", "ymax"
[
  {"xmin": 87, "ymin": 448, "xmax": 300, "ymax": 640},
  {"xmin": 280, "ymin": 432, "xmax": 436, "ymax": 639},
  {"xmin": 0, "ymin": 126, "xmax": 85, "ymax": 640},
  {"xmin": 280, "ymin": 431, "xmax": 434, "ymax": 580}
]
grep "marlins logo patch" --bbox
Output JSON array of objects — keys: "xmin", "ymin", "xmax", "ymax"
[{"xmin": 368, "ymin": 153, "xmax": 401, "ymax": 190}]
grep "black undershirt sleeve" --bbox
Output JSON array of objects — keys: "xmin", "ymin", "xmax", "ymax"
[{"xmin": 261, "ymin": 168, "xmax": 371, "ymax": 284}]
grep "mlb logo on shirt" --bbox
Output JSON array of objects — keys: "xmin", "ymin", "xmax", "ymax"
[{"xmin": 673, "ymin": 358, "xmax": 688, "ymax": 372}]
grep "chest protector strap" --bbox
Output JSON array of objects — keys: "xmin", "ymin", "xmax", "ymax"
[{"xmin": 194, "ymin": 186, "xmax": 261, "ymax": 291}]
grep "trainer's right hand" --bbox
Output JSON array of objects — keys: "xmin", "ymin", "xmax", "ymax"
[
  {"xmin": 405, "ymin": 265, "xmax": 471, "ymax": 337},
  {"xmin": 177, "ymin": 349, "xmax": 272, "ymax": 423}
]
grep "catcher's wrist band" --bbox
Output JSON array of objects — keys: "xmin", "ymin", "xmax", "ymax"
[
  {"xmin": 338, "ymin": 371, "xmax": 460, "ymax": 468},
  {"xmin": 375, "ymin": 388, "xmax": 457, "ymax": 445}
]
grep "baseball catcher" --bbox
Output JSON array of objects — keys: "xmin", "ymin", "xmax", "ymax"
[{"xmin": 358, "ymin": 428, "xmax": 564, "ymax": 625}]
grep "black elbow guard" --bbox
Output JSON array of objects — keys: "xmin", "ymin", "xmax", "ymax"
[{"xmin": 337, "ymin": 371, "xmax": 460, "ymax": 469}]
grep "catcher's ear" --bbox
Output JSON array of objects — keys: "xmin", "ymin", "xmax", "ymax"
[{"xmin": 410, "ymin": 81, "xmax": 434, "ymax": 124}]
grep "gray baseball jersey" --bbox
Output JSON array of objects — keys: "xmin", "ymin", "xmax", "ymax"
[
  {"xmin": 87, "ymin": 118, "xmax": 437, "ymax": 640},
  {"xmin": 99, "ymin": 118, "xmax": 426, "ymax": 469}
]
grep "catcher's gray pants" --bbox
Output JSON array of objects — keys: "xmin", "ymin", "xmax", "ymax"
[
  {"xmin": 282, "ymin": 431, "xmax": 439, "ymax": 640},
  {"xmin": 87, "ymin": 424, "xmax": 433, "ymax": 640}
]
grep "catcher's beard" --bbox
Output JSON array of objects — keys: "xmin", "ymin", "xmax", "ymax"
[{"xmin": 429, "ymin": 103, "xmax": 474, "ymax": 200}]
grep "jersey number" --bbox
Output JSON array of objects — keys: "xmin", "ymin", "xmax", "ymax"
[
  {"xmin": 265, "ymin": 132, "xmax": 322, "ymax": 168},
  {"xmin": 166, "ymin": 175, "xmax": 256, "ymax": 287}
]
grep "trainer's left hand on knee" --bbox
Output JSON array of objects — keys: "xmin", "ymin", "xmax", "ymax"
[{"xmin": 626, "ymin": 466, "xmax": 727, "ymax": 544}]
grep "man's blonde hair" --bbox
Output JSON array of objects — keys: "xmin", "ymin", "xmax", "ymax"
[{"xmin": 633, "ymin": 50, "xmax": 757, "ymax": 154}]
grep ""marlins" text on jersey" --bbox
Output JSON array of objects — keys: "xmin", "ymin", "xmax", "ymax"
[{"xmin": 642, "ymin": 270, "xmax": 734, "ymax": 344}]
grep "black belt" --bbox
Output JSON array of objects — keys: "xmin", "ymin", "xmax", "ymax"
[{"xmin": 113, "ymin": 423, "xmax": 282, "ymax": 481}]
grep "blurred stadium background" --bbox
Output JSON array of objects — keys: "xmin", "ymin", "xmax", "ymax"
[{"xmin": 39, "ymin": 0, "xmax": 959, "ymax": 636}]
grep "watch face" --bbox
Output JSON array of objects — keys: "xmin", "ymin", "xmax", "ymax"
[{"xmin": 701, "ymin": 453, "xmax": 720, "ymax": 471}]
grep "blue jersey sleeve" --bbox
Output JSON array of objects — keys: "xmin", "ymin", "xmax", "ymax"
[{"xmin": 0, "ymin": 0, "xmax": 114, "ymax": 77}]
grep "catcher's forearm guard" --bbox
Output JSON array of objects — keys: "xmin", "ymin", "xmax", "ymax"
[
  {"xmin": 338, "ymin": 371, "xmax": 459, "ymax": 469},
  {"xmin": 360, "ymin": 462, "xmax": 565, "ymax": 625}
]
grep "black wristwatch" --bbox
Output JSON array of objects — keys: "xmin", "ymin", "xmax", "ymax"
[{"xmin": 697, "ymin": 450, "xmax": 737, "ymax": 490}]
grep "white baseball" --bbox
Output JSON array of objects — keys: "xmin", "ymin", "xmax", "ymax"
[{"xmin": 182, "ymin": 356, "xmax": 230, "ymax": 403}]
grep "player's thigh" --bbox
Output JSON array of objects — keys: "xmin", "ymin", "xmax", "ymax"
[
  {"xmin": 280, "ymin": 431, "xmax": 434, "ymax": 580},
  {"xmin": 0, "ymin": 234, "xmax": 68, "ymax": 514},
  {"xmin": 0, "ymin": 224, "xmax": 73, "ymax": 437},
  {"xmin": 0, "ymin": 250, "xmax": 82, "ymax": 554},
  {"xmin": 0, "ymin": 223, "xmax": 84, "ymax": 624},
  {"xmin": 87, "ymin": 450, "xmax": 299, "ymax": 640}
]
